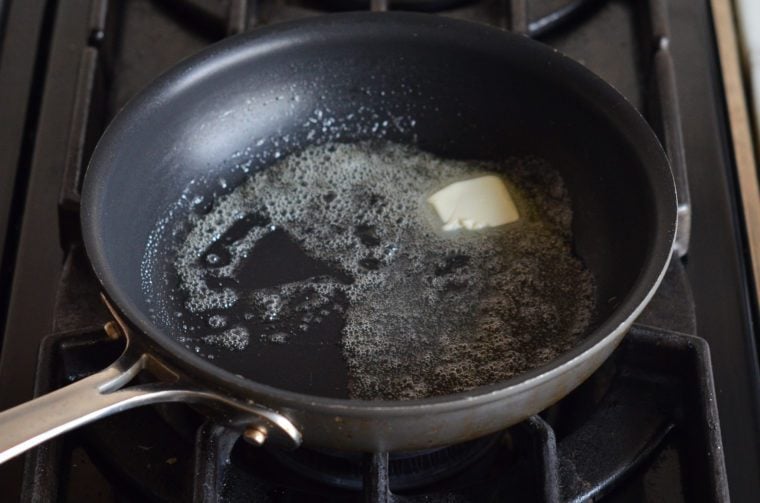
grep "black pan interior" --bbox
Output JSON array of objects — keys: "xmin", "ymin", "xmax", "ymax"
[{"xmin": 82, "ymin": 13, "xmax": 674, "ymax": 399}]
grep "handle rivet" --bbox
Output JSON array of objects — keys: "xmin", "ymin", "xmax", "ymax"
[
  {"xmin": 243, "ymin": 426, "xmax": 268, "ymax": 446},
  {"xmin": 104, "ymin": 321, "xmax": 122, "ymax": 340}
]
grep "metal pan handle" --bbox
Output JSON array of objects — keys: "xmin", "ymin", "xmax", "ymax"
[
  {"xmin": 0, "ymin": 301, "xmax": 301, "ymax": 465},
  {"xmin": 0, "ymin": 347, "xmax": 150, "ymax": 464}
]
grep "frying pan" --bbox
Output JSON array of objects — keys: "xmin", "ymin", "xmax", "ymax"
[{"xmin": 0, "ymin": 12, "xmax": 676, "ymax": 463}]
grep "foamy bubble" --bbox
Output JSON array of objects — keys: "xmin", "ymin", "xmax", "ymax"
[
  {"xmin": 142, "ymin": 141, "xmax": 595, "ymax": 400},
  {"xmin": 208, "ymin": 315, "xmax": 227, "ymax": 329},
  {"xmin": 202, "ymin": 327, "xmax": 250, "ymax": 351}
]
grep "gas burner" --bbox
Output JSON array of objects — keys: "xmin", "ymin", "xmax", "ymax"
[
  {"xmin": 525, "ymin": 0, "xmax": 607, "ymax": 37},
  {"xmin": 151, "ymin": 0, "xmax": 607, "ymax": 38},
  {"xmin": 262, "ymin": 435, "xmax": 501, "ymax": 491},
  {"xmin": 311, "ymin": 0, "xmax": 477, "ymax": 12},
  {"xmin": 315, "ymin": 0, "xmax": 606, "ymax": 38}
]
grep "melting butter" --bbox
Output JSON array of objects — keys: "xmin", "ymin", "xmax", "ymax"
[{"xmin": 427, "ymin": 175, "xmax": 519, "ymax": 231}]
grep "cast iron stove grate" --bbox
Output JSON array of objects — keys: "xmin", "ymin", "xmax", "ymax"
[
  {"xmin": 20, "ymin": 323, "xmax": 727, "ymax": 502},
  {"xmin": 0, "ymin": 0, "xmax": 740, "ymax": 500}
]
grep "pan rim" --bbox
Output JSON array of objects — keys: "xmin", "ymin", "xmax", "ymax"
[{"xmin": 81, "ymin": 11, "xmax": 677, "ymax": 415}]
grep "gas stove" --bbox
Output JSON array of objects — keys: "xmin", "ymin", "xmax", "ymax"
[{"xmin": 0, "ymin": 0, "xmax": 758, "ymax": 501}]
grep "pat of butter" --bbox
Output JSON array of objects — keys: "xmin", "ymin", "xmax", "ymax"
[{"xmin": 427, "ymin": 175, "xmax": 519, "ymax": 231}]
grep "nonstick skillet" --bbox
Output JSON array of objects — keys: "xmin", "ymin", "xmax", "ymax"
[{"xmin": 0, "ymin": 12, "xmax": 676, "ymax": 462}]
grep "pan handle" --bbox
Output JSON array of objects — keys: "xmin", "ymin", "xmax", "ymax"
[{"xmin": 0, "ymin": 303, "xmax": 302, "ymax": 465}]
